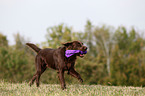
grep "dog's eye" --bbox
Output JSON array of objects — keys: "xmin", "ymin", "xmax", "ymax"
[{"xmin": 77, "ymin": 43, "xmax": 81, "ymax": 46}]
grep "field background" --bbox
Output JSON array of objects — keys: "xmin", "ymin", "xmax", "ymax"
[
  {"xmin": 0, "ymin": 22, "xmax": 145, "ymax": 86},
  {"xmin": 0, "ymin": 21, "xmax": 145, "ymax": 96},
  {"xmin": 1, "ymin": 1, "xmax": 145, "ymax": 95},
  {"xmin": 0, "ymin": 81, "xmax": 145, "ymax": 96}
]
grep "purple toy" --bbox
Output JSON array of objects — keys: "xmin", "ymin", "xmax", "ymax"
[{"xmin": 65, "ymin": 50, "xmax": 87, "ymax": 58}]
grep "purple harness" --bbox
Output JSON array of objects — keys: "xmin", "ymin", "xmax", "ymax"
[{"xmin": 65, "ymin": 50, "xmax": 87, "ymax": 58}]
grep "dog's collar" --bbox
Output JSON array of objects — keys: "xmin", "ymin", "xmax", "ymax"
[{"xmin": 65, "ymin": 50, "xmax": 87, "ymax": 58}]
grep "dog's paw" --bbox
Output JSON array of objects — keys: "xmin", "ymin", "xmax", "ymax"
[
  {"xmin": 79, "ymin": 78, "xmax": 83, "ymax": 83},
  {"xmin": 61, "ymin": 84, "xmax": 66, "ymax": 90},
  {"xmin": 61, "ymin": 86, "xmax": 66, "ymax": 90},
  {"xmin": 29, "ymin": 82, "xmax": 33, "ymax": 87}
]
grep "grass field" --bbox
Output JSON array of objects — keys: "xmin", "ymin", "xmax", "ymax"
[{"xmin": 0, "ymin": 81, "xmax": 145, "ymax": 96}]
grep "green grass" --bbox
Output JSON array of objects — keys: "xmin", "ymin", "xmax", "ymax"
[{"xmin": 0, "ymin": 81, "xmax": 145, "ymax": 96}]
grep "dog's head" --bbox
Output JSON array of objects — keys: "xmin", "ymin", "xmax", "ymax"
[{"xmin": 62, "ymin": 41, "xmax": 87, "ymax": 57}]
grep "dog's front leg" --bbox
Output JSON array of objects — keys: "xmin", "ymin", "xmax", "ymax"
[
  {"xmin": 69, "ymin": 68, "xmax": 83, "ymax": 83},
  {"xmin": 58, "ymin": 69, "xmax": 66, "ymax": 90}
]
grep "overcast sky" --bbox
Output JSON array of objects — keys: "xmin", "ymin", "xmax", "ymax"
[{"xmin": 0, "ymin": 0, "xmax": 145, "ymax": 45}]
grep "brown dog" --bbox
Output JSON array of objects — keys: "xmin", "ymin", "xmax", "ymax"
[{"xmin": 26, "ymin": 41, "xmax": 87, "ymax": 89}]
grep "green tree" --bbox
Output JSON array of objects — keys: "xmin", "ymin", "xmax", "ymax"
[
  {"xmin": 46, "ymin": 24, "xmax": 73, "ymax": 48},
  {"xmin": 0, "ymin": 33, "xmax": 8, "ymax": 47},
  {"xmin": 0, "ymin": 33, "xmax": 35, "ymax": 82},
  {"xmin": 93, "ymin": 25, "xmax": 115, "ymax": 76},
  {"xmin": 111, "ymin": 27, "xmax": 145, "ymax": 86}
]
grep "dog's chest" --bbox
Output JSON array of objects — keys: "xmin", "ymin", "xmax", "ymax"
[
  {"xmin": 64, "ymin": 57, "xmax": 76, "ymax": 70},
  {"xmin": 66, "ymin": 63, "xmax": 72, "ymax": 69}
]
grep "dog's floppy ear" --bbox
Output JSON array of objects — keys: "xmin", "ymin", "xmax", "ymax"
[{"xmin": 62, "ymin": 41, "xmax": 73, "ymax": 47}]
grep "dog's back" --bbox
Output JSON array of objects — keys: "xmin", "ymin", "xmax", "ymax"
[{"xmin": 37, "ymin": 48, "xmax": 58, "ymax": 69}]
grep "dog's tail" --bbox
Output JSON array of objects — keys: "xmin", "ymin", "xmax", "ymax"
[{"xmin": 26, "ymin": 43, "xmax": 41, "ymax": 53}]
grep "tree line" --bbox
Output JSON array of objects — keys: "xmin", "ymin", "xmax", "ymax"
[{"xmin": 0, "ymin": 20, "xmax": 145, "ymax": 86}]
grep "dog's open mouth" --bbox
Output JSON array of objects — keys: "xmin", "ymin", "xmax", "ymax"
[
  {"xmin": 79, "ymin": 54, "xmax": 84, "ymax": 57},
  {"xmin": 79, "ymin": 50, "xmax": 87, "ymax": 57}
]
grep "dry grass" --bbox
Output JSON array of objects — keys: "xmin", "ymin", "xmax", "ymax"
[{"xmin": 0, "ymin": 81, "xmax": 145, "ymax": 96}]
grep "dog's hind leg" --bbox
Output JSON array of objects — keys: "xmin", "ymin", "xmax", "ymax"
[
  {"xmin": 35, "ymin": 67, "xmax": 47, "ymax": 87},
  {"xmin": 29, "ymin": 57, "xmax": 47, "ymax": 87},
  {"xmin": 29, "ymin": 73, "xmax": 37, "ymax": 86},
  {"xmin": 35, "ymin": 58, "xmax": 47, "ymax": 87}
]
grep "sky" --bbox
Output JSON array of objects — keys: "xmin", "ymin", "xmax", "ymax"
[{"xmin": 0, "ymin": 0, "xmax": 145, "ymax": 45}]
